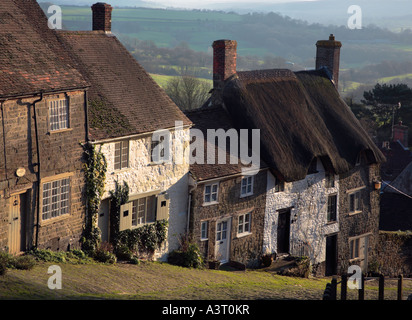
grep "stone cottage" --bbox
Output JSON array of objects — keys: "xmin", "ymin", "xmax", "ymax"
[
  {"xmin": 58, "ymin": 3, "xmax": 192, "ymax": 259},
  {"xmin": 188, "ymin": 37, "xmax": 385, "ymax": 276},
  {"xmin": 0, "ymin": 0, "xmax": 90, "ymax": 253}
]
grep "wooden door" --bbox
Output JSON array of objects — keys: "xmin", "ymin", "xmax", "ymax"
[
  {"xmin": 215, "ymin": 217, "xmax": 231, "ymax": 263},
  {"xmin": 8, "ymin": 193, "xmax": 26, "ymax": 254},
  {"xmin": 277, "ymin": 209, "xmax": 291, "ymax": 254}
]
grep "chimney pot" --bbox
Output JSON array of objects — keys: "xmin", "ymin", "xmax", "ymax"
[
  {"xmin": 316, "ymin": 34, "xmax": 342, "ymax": 90},
  {"xmin": 92, "ymin": 2, "xmax": 113, "ymax": 33}
]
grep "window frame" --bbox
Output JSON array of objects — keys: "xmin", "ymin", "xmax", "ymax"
[
  {"xmin": 114, "ymin": 140, "xmax": 129, "ymax": 171},
  {"xmin": 40, "ymin": 173, "xmax": 73, "ymax": 223},
  {"xmin": 240, "ymin": 176, "xmax": 254, "ymax": 197},
  {"xmin": 237, "ymin": 212, "xmax": 252, "ymax": 237},
  {"xmin": 203, "ymin": 182, "xmax": 219, "ymax": 205},
  {"xmin": 131, "ymin": 195, "xmax": 156, "ymax": 227},
  {"xmin": 325, "ymin": 172, "xmax": 335, "ymax": 188},
  {"xmin": 327, "ymin": 194, "xmax": 337, "ymax": 222},
  {"xmin": 349, "ymin": 234, "xmax": 370, "ymax": 261},
  {"xmin": 275, "ymin": 178, "xmax": 285, "ymax": 193},
  {"xmin": 200, "ymin": 221, "xmax": 208, "ymax": 241},
  {"xmin": 48, "ymin": 96, "xmax": 70, "ymax": 132},
  {"xmin": 348, "ymin": 190, "xmax": 362, "ymax": 215}
]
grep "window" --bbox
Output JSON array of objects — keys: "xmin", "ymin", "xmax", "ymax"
[
  {"xmin": 241, "ymin": 176, "xmax": 253, "ymax": 197},
  {"xmin": 349, "ymin": 235, "xmax": 369, "ymax": 260},
  {"xmin": 150, "ymin": 133, "xmax": 170, "ymax": 163},
  {"xmin": 325, "ymin": 172, "xmax": 335, "ymax": 188},
  {"xmin": 349, "ymin": 190, "xmax": 362, "ymax": 213},
  {"xmin": 327, "ymin": 194, "xmax": 337, "ymax": 222},
  {"xmin": 355, "ymin": 152, "xmax": 362, "ymax": 166},
  {"xmin": 114, "ymin": 140, "xmax": 129, "ymax": 170},
  {"xmin": 42, "ymin": 177, "xmax": 70, "ymax": 220},
  {"xmin": 200, "ymin": 221, "xmax": 208, "ymax": 240},
  {"xmin": 308, "ymin": 158, "xmax": 318, "ymax": 174},
  {"xmin": 275, "ymin": 179, "xmax": 284, "ymax": 193},
  {"xmin": 131, "ymin": 195, "xmax": 156, "ymax": 226},
  {"xmin": 238, "ymin": 212, "xmax": 251, "ymax": 235},
  {"xmin": 204, "ymin": 183, "xmax": 218, "ymax": 204},
  {"xmin": 49, "ymin": 97, "xmax": 69, "ymax": 131}
]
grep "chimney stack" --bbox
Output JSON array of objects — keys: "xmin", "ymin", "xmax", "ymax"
[
  {"xmin": 316, "ymin": 34, "xmax": 342, "ymax": 90},
  {"xmin": 212, "ymin": 40, "xmax": 237, "ymax": 89},
  {"xmin": 92, "ymin": 2, "xmax": 113, "ymax": 33}
]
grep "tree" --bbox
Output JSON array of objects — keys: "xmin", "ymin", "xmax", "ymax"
[
  {"xmin": 361, "ymin": 83, "xmax": 412, "ymax": 126},
  {"xmin": 165, "ymin": 74, "xmax": 211, "ymax": 111}
]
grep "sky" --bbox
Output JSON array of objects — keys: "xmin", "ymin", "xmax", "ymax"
[{"xmin": 144, "ymin": 0, "xmax": 316, "ymax": 8}]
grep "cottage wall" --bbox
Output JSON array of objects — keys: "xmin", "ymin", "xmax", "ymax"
[
  {"xmin": 190, "ymin": 169, "xmax": 268, "ymax": 268},
  {"xmin": 0, "ymin": 91, "xmax": 87, "ymax": 252},
  {"xmin": 263, "ymin": 159, "xmax": 339, "ymax": 269},
  {"xmin": 337, "ymin": 163, "xmax": 381, "ymax": 275},
  {"xmin": 98, "ymin": 127, "xmax": 191, "ymax": 259}
]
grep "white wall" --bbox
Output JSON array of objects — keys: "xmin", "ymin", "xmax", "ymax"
[
  {"xmin": 263, "ymin": 159, "xmax": 339, "ymax": 265},
  {"xmin": 97, "ymin": 128, "xmax": 191, "ymax": 260}
]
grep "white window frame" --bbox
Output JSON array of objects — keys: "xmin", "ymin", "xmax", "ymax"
[
  {"xmin": 327, "ymin": 194, "xmax": 337, "ymax": 222},
  {"xmin": 240, "ymin": 176, "xmax": 254, "ymax": 197},
  {"xmin": 203, "ymin": 183, "xmax": 219, "ymax": 205},
  {"xmin": 41, "ymin": 174, "xmax": 72, "ymax": 221},
  {"xmin": 349, "ymin": 234, "xmax": 369, "ymax": 261},
  {"xmin": 348, "ymin": 189, "xmax": 363, "ymax": 215},
  {"xmin": 237, "ymin": 212, "xmax": 252, "ymax": 237},
  {"xmin": 48, "ymin": 96, "xmax": 69, "ymax": 132},
  {"xmin": 200, "ymin": 221, "xmax": 208, "ymax": 241},
  {"xmin": 114, "ymin": 140, "xmax": 129, "ymax": 170}
]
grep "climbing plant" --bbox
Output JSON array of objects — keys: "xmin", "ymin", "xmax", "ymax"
[
  {"xmin": 109, "ymin": 180, "xmax": 129, "ymax": 246},
  {"xmin": 80, "ymin": 142, "xmax": 107, "ymax": 255}
]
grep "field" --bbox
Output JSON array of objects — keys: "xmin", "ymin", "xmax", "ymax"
[
  {"xmin": 1, "ymin": 260, "xmax": 412, "ymax": 301},
  {"xmin": 59, "ymin": 6, "xmax": 256, "ymax": 53}
]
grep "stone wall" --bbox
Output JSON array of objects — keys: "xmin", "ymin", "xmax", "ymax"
[
  {"xmin": 337, "ymin": 163, "xmax": 381, "ymax": 275},
  {"xmin": 190, "ymin": 169, "xmax": 267, "ymax": 268},
  {"xmin": 98, "ymin": 127, "xmax": 191, "ymax": 259},
  {"xmin": 263, "ymin": 158, "xmax": 339, "ymax": 273},
  {"xmin": 0, "ymin": 91, "xmax": 87, "ymax": 252}
]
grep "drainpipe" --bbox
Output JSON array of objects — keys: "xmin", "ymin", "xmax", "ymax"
[
  {"xmin": 186, "ymin": 174, "xmax": 197, "ymax": 234},
  {"xmin": 0, "ymin": 99, "xmax": 9, "ymax": 186},
  {"xmin": 33, "ymin": 92, "xmax": 44, "ymax": 249}
]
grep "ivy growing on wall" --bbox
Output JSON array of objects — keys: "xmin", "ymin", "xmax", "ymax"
[
  {"xmin": 117, "ymin": 220, "xmax": 168, "ymax": 260},
  {"xmin": 81, "ymin": 142, "xmax": 107, "ymax": 254},
  {"xmin": 109, "ymin": 180, "xmax": 129, "ymax": 246}
]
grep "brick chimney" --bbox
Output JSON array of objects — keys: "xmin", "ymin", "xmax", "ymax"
[
  {"xmin": 393, "ymin": 121, "xmax": 409, "ymax": 147},
  {"xmin": 212, "ymin": 40, "xmax": 237, "ymax": 89},
  {"xmin": 92, "ymin": 2, "xmax": 113, "ymax": 33},
  {"xmin": 316, "ymin": 34, "xmax": 342, "ymax": 90}
]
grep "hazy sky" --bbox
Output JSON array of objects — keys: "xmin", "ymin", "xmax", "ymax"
[{"xmin": 144, "ymin": 0, "xmax": 317, "ymax": 8}]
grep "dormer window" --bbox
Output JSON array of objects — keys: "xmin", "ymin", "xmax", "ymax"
[
  {"xmin": 308, "ymin": 158, "xmax": 318, "ymax": 174},
  {"xmin": 355, "ymin": 152, "xmax": 362, "ymax": 166}
]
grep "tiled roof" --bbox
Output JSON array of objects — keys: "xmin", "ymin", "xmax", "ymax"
[
  {"xmin": 0, "ymin": 0, "xmax": 88, "ymax": 98},
  {"xmin": 58, "ymin": 30, "xmax": 192, "ymax": 141}
]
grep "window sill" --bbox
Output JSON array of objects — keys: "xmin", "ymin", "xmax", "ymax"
[
  {"xmin": 111, "ymin": 167, "xmax": 132, "ymax": 175},
  {"xmin": 40, "ymin": 213, "xmax": 70, "ymax": 227},
  {"xmin": 236, "ymin": 232, "xmax": 252, "ymax": 239},
  {"xmin": 202, "ymin": 201, "xmax": 219, "ymax": 207},
  {"xmin": 349, "ymin": 210, "xmax": 362, "ymax": 216},
  {"xmin": 200, "ymin": 238, "xmax": 208, "ymax": 242},
  {"xmin": 48, "ymin": 128, "xmax": 73, "ymax": 135},
  {"xmin": 240, "ymin": 193, "xmax": 253, "ymax": 198},
  {"xmin": 325, "ymin": 220, "xmax": 338, "ymax": 225}
]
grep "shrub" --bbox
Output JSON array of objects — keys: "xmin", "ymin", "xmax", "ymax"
[
  {"xmin": 168, "ymin": 234, "xmax": 204, "ymax": 269},
  {"xmin": 12, "ymin": 255, "xmax": 36, "ymax": 270},
  {"xmin": 29, "ymin": 249, "xmax": 67, "ymax": 263},
  {"xmin": 0, "ymin": 252, "xmax": 9, "ymax": 276},
  {"xmin": 130, "ymin": 256, "xmax": 140, "ymax": 265},
  {"xmin": 93, "ymin": 242, "xmax": 117, "ymax": 264},
  {"xmin": 115, "ymin": 244, "xmax": 133, "ymax": 261}
]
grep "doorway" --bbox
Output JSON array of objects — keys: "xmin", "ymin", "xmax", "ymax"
[
  {"xmin": 8, "ymin": 192, "xmax": 28, "ymax": 254},
  {"xmin": 325, "ymin": 234, "xmax": 338, "ymax": 276},
  {"xmin": 215, "ymin": 217, "xmax": 231, "ymax": 263},
  {"xmin": 277, "ymin": 209, "xmax": 291, "ymax": 254}
]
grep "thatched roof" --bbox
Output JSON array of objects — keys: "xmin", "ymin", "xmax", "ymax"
[{"xmin": 218, "ymin": 68, "xmax": 385, "ymax": 182}]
